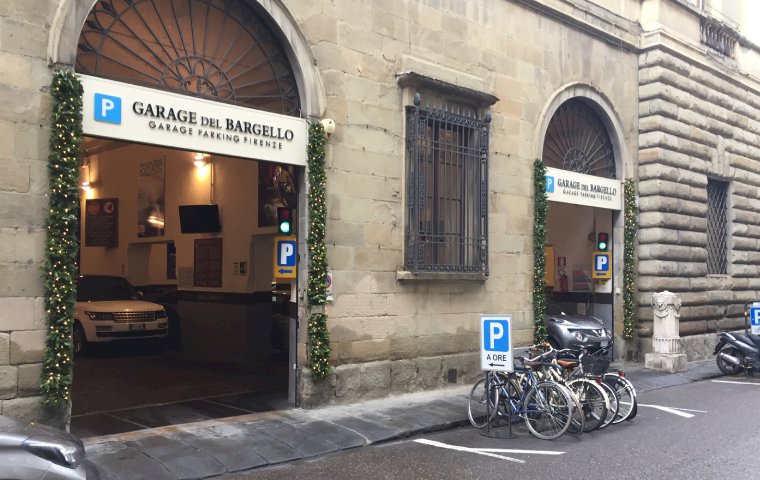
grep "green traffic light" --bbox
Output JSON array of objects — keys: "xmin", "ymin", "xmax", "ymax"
[{"xmin": 279, "ymin": 221, "xmax": 291, "ymax": 234}]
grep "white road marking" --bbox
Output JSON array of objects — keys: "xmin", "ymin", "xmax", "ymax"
[
  {"xmin": 413, "ymin": 439, "xmax": 565, "ymax": 464},
  {"xmin": 637, "ymin": 404, "xmax": 696, "ymax": 418},
  {"xmin": 476, "ymin": 448, "xmax": 565, "ymax": 455},
  {"xmin": 665, "ymin": 407, "xmax": 707, "ymax": 413},
  {"xmin": 711, "ymin": 379, "xmax": 760, "ymax": 386}
]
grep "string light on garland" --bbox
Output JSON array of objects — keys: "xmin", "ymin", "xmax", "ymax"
[
  {"xmin": 306, "ymin": 122, "xmax": 331, "ymax": 379},
  {"xmin": 623, "ymin": 179, "xmax": 638, "ymax": 339},
  {"xmin": 40, "ymin": 71, "xmax": 83, "ymax": 408},
  {"xmin": 533, "ymin": 160, "xmax": 548, "ymax": 343}
]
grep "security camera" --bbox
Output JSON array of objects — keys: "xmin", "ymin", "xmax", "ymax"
[{"xmin": 320, "ymin": 118, "xmax": 336, "ymax": 137}]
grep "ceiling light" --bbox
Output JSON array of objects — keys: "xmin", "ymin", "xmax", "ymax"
[{"xmin": 193, "ymin": 152, "xmax": 210, "ymax": 167}]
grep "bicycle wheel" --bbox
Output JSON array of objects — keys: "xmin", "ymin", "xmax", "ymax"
[
  {"xmin": 495, "ymin": 374, "xmax": 523, "ymax": 424},
  {"xmin": 597, "ymin": 380, "xmax": 619, "ymax": 430},
  {"xmin": 603, "ymin": 373, "xmax": 637, "ymax": 424},
  {"xmin": 468, "ymin": 376, "xmax": 498, "ymax": 428},
  {"xmin": 558, "ymin": 383, "xmax": 585, "ymax": 436},
  {"xmin": 522, "ymin": 382, "xmax": 572, "ymax": 440},
  {"xmin": 567, "ymin": 378, "xmax": 609, "ymax": 432}
]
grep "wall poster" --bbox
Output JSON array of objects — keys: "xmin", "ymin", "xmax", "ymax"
[
  {"xmin": 258, "ymin": 163, "xmax": 296, "ymax": 227},
  {"xmin": 137, "ymin": 157, "xmax": 165, "ymax": 237},
  {"xmin": 85, "ymin": 198, "xmax": 119, "ymax": 247}
]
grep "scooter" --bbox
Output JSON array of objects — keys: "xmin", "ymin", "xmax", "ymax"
[{"xmin": 714, "ymin": 330, "xmax": 760, "ymax": 376}]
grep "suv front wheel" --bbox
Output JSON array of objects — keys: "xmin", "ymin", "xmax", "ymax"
[{"xmin": 72, "ymin": 322, "xmax": 87, "ymax": 355}]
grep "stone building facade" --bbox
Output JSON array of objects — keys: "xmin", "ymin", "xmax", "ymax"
[
  {"xmin": 636, "ymin": 0, "xmax": 760, "ymax": 359},
  {"xmin": 0, "ymin": 0, "xmax": 757, "ymax": 422}
]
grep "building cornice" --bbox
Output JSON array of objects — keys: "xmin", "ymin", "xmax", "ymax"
[{"xmin": 511, "ymin": 0, "xmax": 641, "ymax": 53}]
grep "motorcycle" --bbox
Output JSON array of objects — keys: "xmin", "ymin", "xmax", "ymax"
[{"xmin": 714, "ymin": 330, "xmax": 760, "ymax": 375}]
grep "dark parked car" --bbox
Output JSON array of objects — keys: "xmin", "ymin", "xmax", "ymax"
[
  {"xmin": 0, "ymin": 414, "xmax": 97, "ymax": 479},
  {"xmin": 546, "ymin": 301, "xmax": 612, "ymax": 352}
]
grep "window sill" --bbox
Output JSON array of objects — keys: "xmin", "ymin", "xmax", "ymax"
[{"xmin": 396, "ymin": 270, "xmax": 488, "ymax": 282}]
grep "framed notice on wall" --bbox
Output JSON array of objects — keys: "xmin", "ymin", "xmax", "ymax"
[
  {"xmin": 85, "ymin": 198, "xmax": 119, "ymax": 247},
  {"xmin": 137, "ymin": 157, "xmax": 165, "ymax": 237}
]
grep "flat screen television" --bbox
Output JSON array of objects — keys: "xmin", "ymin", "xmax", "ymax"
[{"xmin": 178, "ymin": 204, "xmax": 221, "ymax": 233}]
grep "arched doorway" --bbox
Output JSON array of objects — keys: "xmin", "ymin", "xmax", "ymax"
[
  {"xmin": 541, "ymin": 96, "xmax": 623, "ymax": 351},
  {"xmin": 68, "ymin": 0, "xmax": 311, "ymax": 437}
]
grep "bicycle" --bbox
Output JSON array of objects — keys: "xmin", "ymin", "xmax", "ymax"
[
  {"xmin": 467, "ymin": 346, "xmax": 575, "ymax": 440},
  {"xmin": 531, "ymin": 345, "xmax": 611, "ymax": 433},
  {"xmin": 557, "ymin": 345, "xmax": 637, "ymax": 424}
]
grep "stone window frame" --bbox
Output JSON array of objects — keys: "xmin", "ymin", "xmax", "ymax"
[
  {"xmin": 396, "ymin": 72, "xmax": 497, "ymax": 281},
  {"xmin": 706, "ymin": 177, "xmax": 730, "ymax": 276}
]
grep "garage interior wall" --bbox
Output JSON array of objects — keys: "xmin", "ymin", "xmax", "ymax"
[{"xmin": 80, "ymin": 143, "xmax": 276, "ymax": 294}]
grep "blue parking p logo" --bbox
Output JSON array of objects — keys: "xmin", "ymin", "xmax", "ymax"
[
  {"xmin": 751, "ymin": 307, "xmax": 760, "ymax": 326},
  {"xmin": 546, "ymin": 175, "xmax": 555, "ymax": 193},
  {"xmin": 483, "ymin": 320, "xmax": 510, "ymax": 352},
  {"xmin": 94, "ymin": 93, "xmax": 122, "ymax": 124}
]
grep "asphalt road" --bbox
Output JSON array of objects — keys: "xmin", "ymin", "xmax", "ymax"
[{"xmin": 221, "ymin": 376, "xmax": 760, "ymax": 480}]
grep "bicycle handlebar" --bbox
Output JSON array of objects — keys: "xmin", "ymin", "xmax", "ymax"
[{"xmin": 520, "ymin": 344, "xmax": 556, "ymax": 363}]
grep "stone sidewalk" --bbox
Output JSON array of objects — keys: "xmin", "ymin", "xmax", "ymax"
[{"xmin": 85, "ymin": 358, "xmax": 724, "ymax": 480}]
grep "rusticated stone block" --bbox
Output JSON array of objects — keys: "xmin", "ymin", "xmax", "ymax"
[
  {"xmin": 0, "ymin": 396, "xmax": 45, "ymax": 424},
  {"xmin": 0, "ymin": 333, "xmax": 9, "ymax": 365},
  {"xmin": 17, "ymin": 363, "xmax": 41, "ymax": 397},
  {"xmin": 10, "ymin": 329, "xmax": 46, "ymax": 364},
  {"xmin": 390, "ymin": 359, "xmax": 416, "ymax": 393},
  {"xmin": 298, "ymin": 370, "xmax": 336, "ymax": 409},
  {"xmin": 415, "ymin": 356, "xmax": 442, "ymax": 390},
  {"xmin": 359, "ymin": 361, "xmax": 391, "ymax": 397},
  {"xmin": 0, "ymin": 366, "xmax": 17, "ymax": 399},
  {"xmin": 334, "ymin": 363, "xmax": 360, "ymax": 400},
  {"xmin": 0, "ymin": 297, "xmax": 36, "ymax": 331}
]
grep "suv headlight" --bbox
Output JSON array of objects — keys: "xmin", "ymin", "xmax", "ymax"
[
  {"xmin": 155, "ymin": 309, "xmax": 167, "ymax": 319},
  {"xmin": 85, "ymin": 311, "xmax": 115, "ymax": 320},
  {"xmin": 22, "ymin": 435, "xmax": 84, "ymax": 468}
]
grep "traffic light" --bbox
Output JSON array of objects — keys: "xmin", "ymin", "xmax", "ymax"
[
  {"xmin": 597, "ymin": 232, "xmax": 609, "ymax": 251},
  {"xmin": 277, "ymin": 207, "xmax": 292, "ymax": 234}
]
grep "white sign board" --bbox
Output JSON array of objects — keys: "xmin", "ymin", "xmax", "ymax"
[
  {"xmin": 751, "ymin": 302, "xmax": 760, "ymax": 335},
  {"xmin": 480, "ymin": 315, "xmax": 513, "ymax": 371},
  {"xmin": 545, "ymin": 167, "xmax": 622, "ymax": 210},
  {"xmin": 80, "ymin": 75, "xmax": 307, "ymax": 166}
]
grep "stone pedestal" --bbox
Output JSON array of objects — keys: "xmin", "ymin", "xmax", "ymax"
[{"xmin": 644, "ymin": 290, "xmax": 687, "ymax": 372}]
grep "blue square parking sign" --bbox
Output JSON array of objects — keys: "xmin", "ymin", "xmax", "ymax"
[
  {"xmin": 483, "ymin": 319, "xmax": 510, "ymax": 352},
  {"xmin": 94, "ymin": 93, "xmax": 122, "ymax": 124}
]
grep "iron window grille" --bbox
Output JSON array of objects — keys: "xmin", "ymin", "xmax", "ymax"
[
  {"xmin": 706, "ymin": 178, "xmax": 728, "ymax": 275},
  {"xmin": 405, "ymin": 93, "xmax": 490, "ymax": 274}
]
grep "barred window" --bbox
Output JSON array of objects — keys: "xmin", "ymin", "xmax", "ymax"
[
  {"xmin": 706, "ymin": 179, "xmax": 728, "ymax": 275},
  {"xmin": 405, "ymin": 93, "xmax": 490, "ymax": 274}
]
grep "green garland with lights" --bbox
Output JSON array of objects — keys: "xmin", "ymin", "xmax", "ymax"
[
  {"xmin": 533, "ymin": 160, "xmax": 548, "ymax": 342},
  {"xmin": 623, "ymin": 179, "xmax": 637, "ymax": 339},
  {"xmin": 306, "ymin": 122, "xmax": 331, "ymax": 379},
  {"xmin": 40, "ymin": 71, "xmax": 83, "ymax": 408}
]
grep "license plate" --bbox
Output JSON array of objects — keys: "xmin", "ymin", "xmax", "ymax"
[{"xmin": 129, "ymin": 323, "xmax": 146, "ymax": 330}]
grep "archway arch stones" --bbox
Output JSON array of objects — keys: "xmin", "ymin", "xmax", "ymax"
[
  {"xmin": 47, "ymin": 0, "xmax": 326, "ymax": 117},
  {"xmin": 534, "ymin": 83, "xmax": 631, "ymax": 180}
]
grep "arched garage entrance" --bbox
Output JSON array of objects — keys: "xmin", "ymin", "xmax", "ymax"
[
  {"xmin": 56, "ymin": 0, "xmax": 318, "ymax": 437},
  {"xmin": 540, "ymin": 93, "xmax": 625, "ymax": 351}
]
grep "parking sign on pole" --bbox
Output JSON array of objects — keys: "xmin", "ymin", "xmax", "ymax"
[
  {"xmin": 750, "ymin": 302, "xmax": 760, "ymax": 335},
  {"xmin": 481, "ymin": 315, "xmax": 513, "ymax": 371}
]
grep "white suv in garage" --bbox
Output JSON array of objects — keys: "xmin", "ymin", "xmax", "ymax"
[{"xmin": 74, "ymin": 275, "xmax": 169, "ymax": 354}]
